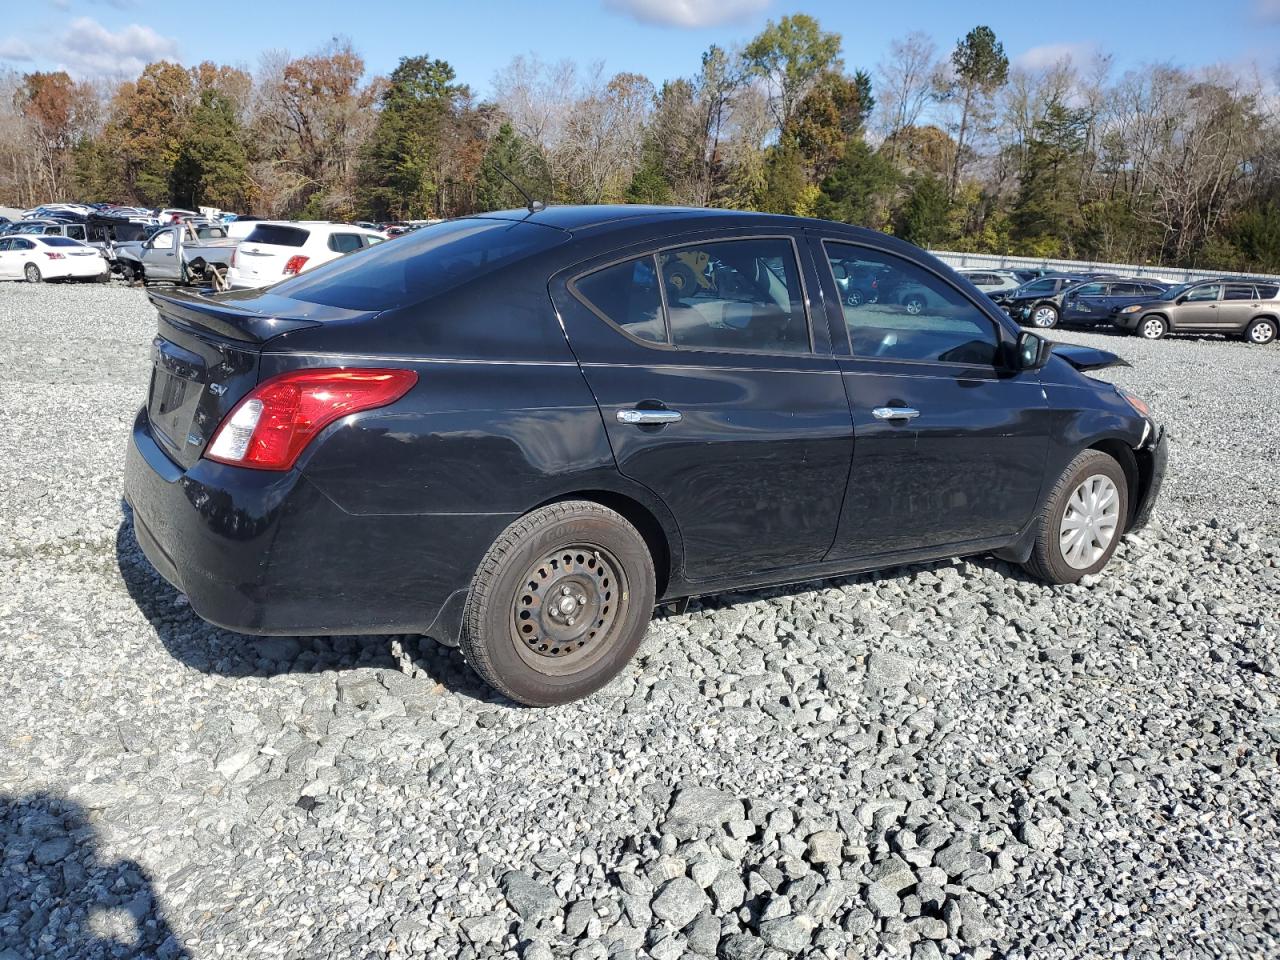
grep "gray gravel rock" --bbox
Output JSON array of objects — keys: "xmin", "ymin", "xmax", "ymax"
[{"xmin": 1, "ymin": 285, "xmax": 1278, "ymax": 959}]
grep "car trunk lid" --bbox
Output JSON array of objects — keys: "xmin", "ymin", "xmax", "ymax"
[{"xmin": 144, "ymin": 288, "xmax": 372, "ymax": 469}]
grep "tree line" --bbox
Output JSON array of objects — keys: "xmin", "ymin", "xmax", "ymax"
[{"xmin": 2, "ymin": 15, "xmax": 1277, "ymax": 272}]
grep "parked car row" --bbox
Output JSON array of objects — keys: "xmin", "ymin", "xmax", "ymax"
[{"xmin": 979, "ymin": 271, "xmax": 1279, "ymax": 344}]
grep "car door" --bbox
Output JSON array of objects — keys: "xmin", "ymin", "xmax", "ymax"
[
  {"xmin": 551, "ymin": 232, "xmax": 853, "ymax": 582},
  {"xmin": 144, "ymin": 228, "xmax": 179, "ymax": 279},
  {"xmin": 1171, "ymin": 283, "xmax": 1222, "ymax": 330},
  {"xmin": 1062, "ymin": 281, "xmax": 1108, "ymax": 322},
  {"xmin": 811, "ymin": 236, "xmax": 1050, "ymax": 560},
  {"xmin": 1219, "ymin": 284, "xmax": 1262, "ymax": 331}
]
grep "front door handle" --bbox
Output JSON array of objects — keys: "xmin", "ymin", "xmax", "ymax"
[
  {"xmin": 872, "ymin": 406, "xmax": 920, "ymax": 421},
  {"xmin": 617, "ymin": 408, "xmax": 682, "ymax": 425}
]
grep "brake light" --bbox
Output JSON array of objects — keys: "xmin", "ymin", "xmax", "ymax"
[
  {"xmin": 205, "ymin": 368, "xmax": 417, "ymax": 471},
  {"xmin": 44, "ymin": 251, "xmax": 65, "ymax": 260},
  {"xmin": 283, "ymin": 255, "xmax": 309, "ymax": 276}
]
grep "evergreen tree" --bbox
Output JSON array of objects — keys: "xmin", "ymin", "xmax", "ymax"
[
  {"xmin": 169, "ymin": 90, "xmax": 250, "ymax": 211},
  {"xmin": 894, "ymin": 173, "xmax": 951, "ymax": 247},
  {"xmin": 476, "ymin": 122, "xmax": 552, "ymax": 211},
  {"xmin": 814, "ymin": 141, "xmax": 899, "ymax": 227}
]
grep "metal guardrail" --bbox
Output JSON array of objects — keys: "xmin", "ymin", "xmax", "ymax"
[{"xmin": 928, "ymin": 250, "xmax": 1280, "ymax": 285}]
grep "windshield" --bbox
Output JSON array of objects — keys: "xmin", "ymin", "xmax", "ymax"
[{"xmin": 270, "ymin": 217, "xmax": 570, "ymax": 311}]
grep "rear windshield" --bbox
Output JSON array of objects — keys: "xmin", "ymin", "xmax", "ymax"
[
  {"xmin": 270, "ymin": 218, "xmax": 568, "ymax": 311},
  {"xmin": 40, "ymin": 237, "xmax": 85, "ymax": 247},
  {"xmin": 244, "ymin": 224, "xmax": 309, "ymax": 247}
]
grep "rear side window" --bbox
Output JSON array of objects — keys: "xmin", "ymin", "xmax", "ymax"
[
  {"xmin": 574, "ymin": 256, "xmax": 665, "ymax": 344},
  {"xmin": 245, "ymin": 224, "xmax": 309, "ymax": 247},
  {"xmin": 272, "ymin": 217, "xmax": 568, "ymax": 311},
  {"xmin": 1074, "ymin": 282, "xmax": 1107, "ymax": 296},
  {"xmin": 327, "ymin": 233, "xmax": 364, "ymax": 254},
  {"xmin": 659, "ymin": 238, "xmax": 809, "ymax": 353},
  {"xmin": 1224, "ymin": 284, "xmax": 1257, "ymax": 301}
]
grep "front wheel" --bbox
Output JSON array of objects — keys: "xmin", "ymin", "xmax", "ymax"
[
  {"xmin": 1138, "ymin": 316, "xmax": 1166, "ymax": 340},
  {"xmin": 23, "ymin": 263, "xmax": 41, "ymax": 283},
  {"xmin": 460, "ymin": 501, "xmax": 656, "ymax": 706},
  {"xmin": 1030, "ymin": 304, "xmax": 1059, "ymax": 329},
  {"xmin": 1246, "ymin": 317, "xmax": 1277, "ymax": 345},
  {"xmin": 1022, "ymin": 449, "xmax": 1129, "ymax": 584},
  {"xmin": 903, "ymin": 294, "xmax": 926, "ymax": 315}
]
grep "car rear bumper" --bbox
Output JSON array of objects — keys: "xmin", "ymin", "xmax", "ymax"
[
  {"xmin": 1130, "ymin": 424, "xmax": 1168, "ymax": 530},
  {"xmin": 48, "ymin": 257, "xmax": 107, "ymax": 279},
  {"xmin": 123, "ymin": 407, "xmax": 497, "ymax": 641}
]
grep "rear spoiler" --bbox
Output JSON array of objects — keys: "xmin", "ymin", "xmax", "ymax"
[{"xmin": 147, "ymin": 288, "xmax": 363, "ymax": 343}]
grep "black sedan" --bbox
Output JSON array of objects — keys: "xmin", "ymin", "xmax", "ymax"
[
  {"xmin": 124, "ymin": 206, "xmax": 1167, "ymax": 705},
  {"xmin": 989, "ymin": 274, "xmax": 1113, "ymax": 327}
]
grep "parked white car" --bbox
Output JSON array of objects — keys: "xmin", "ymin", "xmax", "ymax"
[
  {"xmin": 227, "ymin": 222, "xmax": 384, "ymax": 289},
  {"xmin": 958, "ymin": 269, "xmax": 1022, "ymax": 293},
  {"xmin": 0, "ymin": 235, "xmax": 108, "ymax": 282}
]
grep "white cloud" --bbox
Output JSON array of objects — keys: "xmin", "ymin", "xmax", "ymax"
[
  {"xmin": 0, "ymin": 18, "xmax": 179, "ymax": 77},
  {"xmin": 0, "ymin": 37, "xmax": 36, "ymax": 62},
  {"xmin": 604, "ymin": 0, "xmax": 769, "ymax": 28},
  {"xmin": 1013, "ymin": 42, "xmax": 1096, "ymax": 72}
]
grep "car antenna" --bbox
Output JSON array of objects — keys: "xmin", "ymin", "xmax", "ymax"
[{"xmin": 493, "ymin": 166, "xmax": 545, "ymax": 215}]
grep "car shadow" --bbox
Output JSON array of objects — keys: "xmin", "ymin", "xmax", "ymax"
[
  {"xmin": 0, "ymin": 792, "xmax": 189, "ymax": 959},
  {"xmin": 115, "ymin": 502, "xmax": 499, "ymax": 703}
]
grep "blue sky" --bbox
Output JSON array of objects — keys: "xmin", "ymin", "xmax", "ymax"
[{"xmin": 2, "ymin": 0, "xmax": 1276, "ymax": 91}]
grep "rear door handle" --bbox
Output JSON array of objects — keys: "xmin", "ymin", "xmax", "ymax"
[
  {"xmin": 872, "ymin": 406, "xmax": 920, "ymax": 421},
  {"xmin": 617, "ymin": 408, "xmax": 682, "ymax": 425}
]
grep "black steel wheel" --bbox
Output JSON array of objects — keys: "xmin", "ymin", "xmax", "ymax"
[{"xmin": 461, "ymin": 501, "xmax": 656, "ymax": 705}]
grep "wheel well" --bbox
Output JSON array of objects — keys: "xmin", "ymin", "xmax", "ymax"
[
  {"xmin": 1248, "ymin": 313, "xmax": 1278, "ymax": 325},
  {"xmin": 1089, "ymin": 439, "xmax": 1139, "ymax": 528},
  {"xmin": 538, "ymin": 490, "xmax": 672, "ymax": 596}
]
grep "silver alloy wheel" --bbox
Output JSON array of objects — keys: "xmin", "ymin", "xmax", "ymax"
[
  {"xmin": 1250, "ymin": 320, "xmax": 1276, "ymax": 344},
  {"xmin": 24, "ymin": 264, "xmax": 40, "ymax": 283},
  {"xmin": 1032, "ymin": 306, "xmax": 1057, "ymax": 328},
  {"xmin": 905, "ymin": 296, "xmax": 925, "ymax": 315},
  {"xmin": 1059, "ymin": 474, "xmax": 1121, "ymax": 570},
  {"xmin": 1141, "ymin": 318, "xmax": 1165, "ymax": 339}
]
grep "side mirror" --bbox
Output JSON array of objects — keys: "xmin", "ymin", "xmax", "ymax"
[
  {"xmin": 1016, "ymin": 331, "xmax": 1053, "ymax": 371},
  {"xmin": 1175, "ymin": 297, "xmax": 1186, "ymax": 305}
]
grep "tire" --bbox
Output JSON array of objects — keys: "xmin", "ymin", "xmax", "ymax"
[
  {"xmin": 460, "ymin": 501, "xmax": 657, "ymax": 706},
  {"xmin": 1022, "ymin": 449, "xmax": 1129, "ymax": 584},
  {"xmin": 1030, "ymin": 304, "xmax": 1059, "ymax": 329},
  {"xmin": 1138, "ymin": 315, "xmax": 1166, "ymax": 340},
  {"xmin": 23, "ymin": 263, "xmax": 41, "ymax": 283},
  {"xmin": 903, "ymin": 294, "xmax": 926, "ymax": 315},
  {"xmin": 1246, "ymin": 317, "xmax": 1277, "ymax": 345}
]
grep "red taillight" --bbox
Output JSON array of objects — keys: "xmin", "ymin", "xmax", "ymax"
[
  {"xmin": 283, "ymin": 255, "xmax": 309, "ymax": 276},
  {"xmin": 44, "ymin": 251, "xmax": 65, "ymax": 260},
  {"xmin": 205, "ymin": 368, "xmax": 417, "ymax": 471}
]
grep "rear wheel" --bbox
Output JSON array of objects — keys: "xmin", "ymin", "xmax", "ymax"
[
  {"xmin": 903, "ymin": 293, "xmax": 926, "ymax": 315},
  {"xmin": 665, "ymin": 263, "xmax": 698, "ymax": 299},
  {"xmin": 1031, "ymin": 304, "xmax": 1059, "ymax": 329},
  {"xmin": 23, "ymin": 263, "xmax": 41, "ymax": 283},
  {"xmin": 1138, "ymin": 316, "xmax": 1166, "ymax": 340},
  {"xmin": 1246, "ymin": 317, "xmax": 1277, "ymax": 345},
  {"xmin": 845, "ymin": 288, "xmax": 864, "ymax": 307},
  {"xmin": 1022, "ymin": 449, "xmax": 1129, "ymax": 584},
  {"xmin": 460, "ymin": 501, "xmax": 656, "ymax": 706}
]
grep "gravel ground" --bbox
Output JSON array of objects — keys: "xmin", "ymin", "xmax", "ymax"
[{"xmin": 1, "ymin": 281, "xmax": 1278, "ymax": 960}]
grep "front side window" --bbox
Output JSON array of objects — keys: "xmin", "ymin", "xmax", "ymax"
[
  {"xmin": 1073, "ymin": 282, "xmax": 1107, "ymax": 296},
  {"xmin": 1021, "ymin": 279, "xmax": 1056, "ymax": 296},
  {"xmin": 825, "ymin": 242, "xmax": 1000, "ymax": 366},
  {"xmin": 658, "ymin": 238, "xmax": 809, "ymax": 353},
  {"xmin": 574, "ymin": 256, "xmax": 665, "ymax": 344},
  {"xmin": 1184, "ymin": 284, "xmax": 1220, "ymax": 303},
  {"xmin": 151, "ymin": 231, "xmax": 174, "ymax": 250},
  {"xmin": 328, "ymin": 233, "xmax": 364, "ymax": 254}
]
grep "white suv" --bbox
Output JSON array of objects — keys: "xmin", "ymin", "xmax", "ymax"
[{"xmin": 227, "ymin": 222, "xmax": 384, "ymax": 289}]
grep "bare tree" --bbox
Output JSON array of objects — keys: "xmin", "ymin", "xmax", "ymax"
[{"xmin": 875, "ymin": 32, "xmax": 938, "ymax": 162}]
